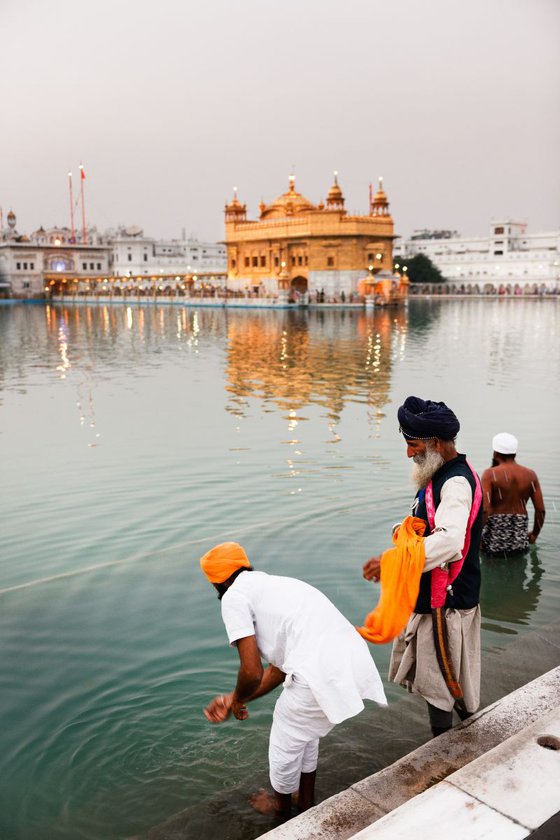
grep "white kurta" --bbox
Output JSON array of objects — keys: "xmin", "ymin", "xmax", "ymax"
[
  {"xmin": 221, "ymin": 571, "xmax": 387, "ymax": 723},
  {"xmin": 389, "ymin": 476, "xmax": 481, "ymax": 712}
]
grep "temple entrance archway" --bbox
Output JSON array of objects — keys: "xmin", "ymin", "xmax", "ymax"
[{"xmin": 291, "ymin": 276, "xmax": 308, "ymax": 294}]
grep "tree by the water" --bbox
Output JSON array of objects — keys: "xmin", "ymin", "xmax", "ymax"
[{"xmin": 394, "ymin": 253, "xmax": 446, "ymax": 284}]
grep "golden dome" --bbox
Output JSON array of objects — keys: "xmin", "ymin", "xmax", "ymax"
[
  {"xmin": 327, "ymin": 183, "xmax": 343, "ymax": 200},
  {"xmin": 225, "ymin": 187, "xmax": 247, "ymax": 221},
  {"xmin": 372, "ymin": 176, "xmax": 388, "ymax": 204},
  {"xmin": 225, "ymin": 187, "xmax": 242, "ymax": 210},
  {"xmin": 260, "ymin": 176, "xmax": 316, "ymax": 219},
  {"xmin": 370, "ymin": 177, "xmax": 391, "ymax": 218},
  {"xmin": 326, "ymin": 171, "xmax": 345, "ymax": 208}
]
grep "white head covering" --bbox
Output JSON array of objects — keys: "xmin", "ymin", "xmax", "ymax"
[{"xmin": 492, "ymin": 432, "xmax": 518, "ymax": 455}]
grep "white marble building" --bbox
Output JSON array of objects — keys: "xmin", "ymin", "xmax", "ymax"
[
  {"xmin": 110, "ymin": 226, "xmax": 226, "ymax": 279},
  {"xmin": 394, "ymin": 220, "xmax": 560, "ymax": 290},
  {"xmin": 0, "ymin": 212, "xmax": 111, "ymax": 297},
  {"xmin": 0, "ymin": 214, "xmax": 227, "ymax": 298}
]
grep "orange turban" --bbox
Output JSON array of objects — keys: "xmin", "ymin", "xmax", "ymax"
[{"xmin": 200, "ymin": 542, "xmax": 251, "ymax": 584}]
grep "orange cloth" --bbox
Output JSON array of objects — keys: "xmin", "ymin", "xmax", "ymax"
[
  {"xmin": 357, "ymin": 516, "xmax": 426, "ymax": 644},
  {"xmin": 200, "ymin": 542, "xmax": 251, "ymax": 583}
]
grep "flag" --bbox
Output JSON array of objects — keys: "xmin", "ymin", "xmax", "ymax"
[{"xmin": 80, "ymin": 166, "xmax": 86, "ymax": 180}]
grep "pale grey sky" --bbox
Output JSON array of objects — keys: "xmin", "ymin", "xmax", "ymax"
[{"xmin": 1, "ymin": 0, "xmax": 559, "ymax": 241}]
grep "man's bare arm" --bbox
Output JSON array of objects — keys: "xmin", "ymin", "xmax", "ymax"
[
  {"xmin": 230, "ymin": 635, "xmax": 264, "ymax": 717},
  {"xmin": 529, "ymin": 476, "xmax": 545, "ymax": 543},
  {"xmin": 481, "ymin": 468, "xmax": 494, "ymax": 525},
  {"xmin": 204, "ymin": 637, "xmax": 286, "ymax": 724},
  {"xmin": 245, "ymin": 664, "xmax": 286, "ymax": 701}
]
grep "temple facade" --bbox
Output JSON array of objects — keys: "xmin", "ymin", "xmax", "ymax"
[{"xmin": 224, "ymin": 174, "xmax": 396, "ymax": 298}]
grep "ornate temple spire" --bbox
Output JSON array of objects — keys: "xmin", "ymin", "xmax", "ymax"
[
  {"xmin": 370, "ymin": 176, "xmax": 391, "ymax": 217},
  {"xmin": 224, "ymin": 186, "xmax": 247, "ymax": 222},
  {"xmin": 326, "ymin": 170, "xmax": 345, "ymax": 210}
]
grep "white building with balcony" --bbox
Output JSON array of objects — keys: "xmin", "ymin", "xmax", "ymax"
[
  {"xmin": 0, "ymin": 211, "xmax": 111, "ymax": 297},
  {"xmin": 394, "ymin": 220, "xmax": 560, "ymax": 291},
  {"xmin": 0, "ymin": 214, "xmax": 227, "ymax": 297}
]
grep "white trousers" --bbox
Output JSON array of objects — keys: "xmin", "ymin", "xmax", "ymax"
[{"xmin": 268, "ymin": 675, "xmax": 334, "ymax": 794}]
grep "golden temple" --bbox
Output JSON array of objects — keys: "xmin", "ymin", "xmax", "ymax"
[{"xmin": 224, "ymin": 174, "xmax": 397, "ymax": 300}]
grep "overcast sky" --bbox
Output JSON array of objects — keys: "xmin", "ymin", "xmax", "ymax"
[{"xmin": 1, "ymin": 0, "xmax": 559, "ymax": 241}]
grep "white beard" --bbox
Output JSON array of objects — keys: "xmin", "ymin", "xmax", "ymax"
[{"xmin": 411, "ymin": 447, "xmax": 445, "ymax": 490}]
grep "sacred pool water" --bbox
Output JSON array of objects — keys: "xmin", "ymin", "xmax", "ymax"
[{"xmin": 0, "ymin": 299, "xmax": 558, "ymax": 839}]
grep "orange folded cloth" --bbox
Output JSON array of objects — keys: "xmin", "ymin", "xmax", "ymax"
[{"xmin": 357, "ymin": 516, "xmax": 426, "ymax": 644}]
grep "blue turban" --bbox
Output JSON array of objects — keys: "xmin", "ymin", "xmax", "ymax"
[{"xmin": 398, "ymin": 396, "xmax": 460, "ymax": 441}]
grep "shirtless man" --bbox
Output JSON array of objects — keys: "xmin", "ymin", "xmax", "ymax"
[{"xmin": 481, "ymin": 432, "xmax": 545, "ymax": 555}]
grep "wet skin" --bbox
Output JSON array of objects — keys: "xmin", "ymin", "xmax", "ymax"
[{"xmin": 481, "ymin": 454, "xmax": 545, "ymax": 542}]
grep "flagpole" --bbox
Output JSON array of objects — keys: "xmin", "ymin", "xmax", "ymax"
[
  {"xmin": 68, "ymin": 171, "xmax": 75, "ymax": 242},
  {"xmin": 79, "ymin": 163, "xmax": 86, "ymax": 244}
]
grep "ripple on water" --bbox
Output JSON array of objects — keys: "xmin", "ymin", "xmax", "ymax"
[{"xmin": 0, "ymin": 301, "xmax": 559, "ymax": 840}]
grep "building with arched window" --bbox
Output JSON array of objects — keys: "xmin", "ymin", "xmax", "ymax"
[
  {"xmin": 0, "ymin": 213, "xmax": 226, "ymax": 298},
  {"xmin": 0, "ymin": 213, "xmax": 111, "ymax": 297},
  {"xmin": 224, "ymin": 174, "xmax": 396, "ymax": 299},
  {"xmin": 393, "ymin": 220, "xmax": 560, "ymax": 292}
]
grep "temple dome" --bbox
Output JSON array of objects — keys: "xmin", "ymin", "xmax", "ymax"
[
  {"xmin": 225, "ymin": 188, "xmax": 247, "ymax": 222},
  {"xmin": 370, "ymin": 177, "xmax": 391, "ymax": 218},
  {"xmin": 327, "ymin": 183, "xmax": 343, "ymax": 201},
  {"xmin": 260, "ymin": 176, "xmax": 316, "ymax": 219},
  {"xmin": 325, "ymin": 172, "xmax": 345, "ymax": 209}
]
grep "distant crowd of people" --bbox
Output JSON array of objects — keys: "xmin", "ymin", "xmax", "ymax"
[
  {"xmin": 199, "ymin": 396, "xmax": 545, "ymax": 822},
  {"xmin": 409, "ymin": 282, "xmax": 559, "ymax": 296}
]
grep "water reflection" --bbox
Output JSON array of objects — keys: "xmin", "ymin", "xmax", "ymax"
[
  {"xmin": 0, "ymin": 300, "xmax": 558, "ymax": 840},
  {"xmin": 406, "ymin": 298, "xmax": 443, "ymax": 336},
  {"xmin": 224, "ymin": 309, "xmax": 408, "ymax": 436},
  {"xmin": 480, "ymin": 549, "xmax": 543, "ymax": 633},
  {"xmin": 56, "ymin": 320, "xmax": 71, "ymax": 378}
]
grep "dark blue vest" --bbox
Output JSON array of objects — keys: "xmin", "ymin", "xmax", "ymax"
[{"xmin": 412, "ymin": 455, "xmax": 482, "ymax": 614}]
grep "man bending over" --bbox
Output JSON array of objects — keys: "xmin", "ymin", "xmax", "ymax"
[{"xmin": 201, "ymin": 542, "xmax": 386, "ymax": 819}]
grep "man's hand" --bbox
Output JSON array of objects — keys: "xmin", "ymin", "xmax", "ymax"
[
  {"xmin": 363, "ymin": 555, "xmax": 381, "ymax": 582},
  {"xmin": 204, "ymin": 692, "xmax": 233, "ymax": 723},
  {"xmin": 231, "ymin": 699, "xmax": 249, "ymax": 720},
  {"xmin": 528, "ymin": 531, "xmax": 537, "ymax": 544}
]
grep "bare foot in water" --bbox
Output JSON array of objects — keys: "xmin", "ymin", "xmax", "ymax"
[{"xmin": 250, "ymin": 789, "xmax": 281, "ymax": 816}]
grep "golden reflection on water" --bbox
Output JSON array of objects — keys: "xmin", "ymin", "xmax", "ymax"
[
  {"xmin": 225, "ymin": 310, "xmax": 408, "ymax": 438},
  {"xmin": 49, "ymin": 307, "xmax": 102, "ymax": 447},
  {"xmin": 56, "ymin": 322, "xmax": 71, "ymax": 379},
  {"xmin": 41, "ymin": 304, "xmax": 408, "ymax": 444}
]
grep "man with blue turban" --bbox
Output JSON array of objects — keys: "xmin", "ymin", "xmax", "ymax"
[{"xmin": 363, "ymin": 396, "xmax": 483, "ymax": 737}]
